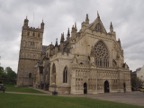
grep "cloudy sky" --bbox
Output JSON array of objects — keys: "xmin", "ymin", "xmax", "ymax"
[{"xmin": 0, "ymin": 0, "xmax": 144, "ymax": 72}]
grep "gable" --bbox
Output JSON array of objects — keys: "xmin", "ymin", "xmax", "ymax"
[{"xmin": 88, "ymin": 16, "xmax": 107, "ymax": 33}]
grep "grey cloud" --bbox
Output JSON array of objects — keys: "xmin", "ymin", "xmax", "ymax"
[{"xmin": 0, "ymin": 0, "xmax": 144, "ymax": 72}]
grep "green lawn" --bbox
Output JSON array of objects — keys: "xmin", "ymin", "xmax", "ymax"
[
  {"xmin": 1, "ymin": 85, "xmax": 143, "ymax": 108},
  {"xmin": 5, "ymin": 85, "xmax": 44, "ymax": 94},
  {"xmin": 0, "ymin": 93, "xmax": 143, "ymax": 108}
]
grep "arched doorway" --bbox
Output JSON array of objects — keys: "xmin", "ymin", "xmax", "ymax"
[
  {"xmin": 83, "ymin": 83, "xmax": 87, "ymax": 94},
  {"xmin": 123, "ymin": 82, "xmax": 126, "ymax": 93},
  {"xmin": 104, "ymin": 80, "xmax": 110, "ymax": 93}
]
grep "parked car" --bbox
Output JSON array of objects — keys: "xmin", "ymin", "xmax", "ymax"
[{"xmin": 0, "ymin": 84, "xmax": 6, "ymax": 93}]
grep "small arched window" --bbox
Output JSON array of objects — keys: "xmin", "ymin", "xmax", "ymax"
[
  {"xmin": 38, "ymin": 33, "xmax": 40, "ymax": 38},
  {"xmin": 27, "ymin": 31, "xmax": 30, "ymax": 36},
  {"xmin": 29, "ymin": 73, "xmax": 32, "ymax": 78},
  {"xmin": 63, "ymin": 67, "xmax": 68, "ymax": 83},
  {"xmin": 33, "ymin": 32, "xmax": 35, "ymax": 36}
]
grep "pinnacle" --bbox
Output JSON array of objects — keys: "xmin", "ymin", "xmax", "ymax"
[{"xmin": 97, "ymin": 11, "xmax": 100, "ymax": 18}]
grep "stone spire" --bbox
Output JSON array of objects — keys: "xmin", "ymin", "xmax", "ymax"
[
  {"xmin": 71, "ymin": 25, "xmax": 77, "ymax": 38},
  {"xmin": 41, "ymin": 19, "xmax": 44, "ymax": 30},
  {"xmin": 60, "ymin": 33, "xmax": 65, "ymax": 43},
  {"xmin": 110, "ymin": 22, "xmax": 113, "ymax": 32},
  {"xmin": 67, "ymin": 28, "xmax": 70, "ymax": 40},
  {"xmin": 55, "ymin": 38, "xmax": 58, "ymax": 47},
  {"xmin": 74, "ymin": 22, "xmax": 77, "ymax": 31},
  {"xmin": 23, "ymin": 16, "xmax": 29, "ymax": 27},
  {"xmin": 97, "ymin": 11, "xmax": 100, "ymax": 19},
  {"xmin": 55, "ymin": 38, "xmax": 59, "ymax": 54},
  {"xmin": 118, "ymin": 38, "xmax": 121, "ymax": 47},
  {"xmin": 85, "ymin": 14, "xmax": 89, "ymax": 24},
  {"xmin": 71, "ymin": 23, "xmax": 77, "ymax": 32}
]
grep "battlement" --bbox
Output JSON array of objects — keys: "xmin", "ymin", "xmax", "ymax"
[
  {"xmin": 23, "ymin": 17, "xmax": 44, "ymax": 32},
  {"xmin": 23, "ymin": 26, "xmax": 43, "ymax": 32}
]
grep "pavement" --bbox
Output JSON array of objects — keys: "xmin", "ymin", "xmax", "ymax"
[
  {"xmin": 58, "ymin": 91, "xmax": 144, "ymax": 106},
  {"xmin": 6, "ymin": 89, "xmax": 144, "ymax": 107},
  {"xmin": 85, "ymin": 92, "xmax": 144, "ymax": 107}
]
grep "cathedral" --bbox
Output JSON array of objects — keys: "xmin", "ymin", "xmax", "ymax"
[{"xmin": 17, "ymin": 13, "xmax": 131, "ymax": 94}]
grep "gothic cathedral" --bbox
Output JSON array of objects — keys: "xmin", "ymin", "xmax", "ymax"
[{"xmin": 17, "ymin": 13, "xmax": 131, "ymax": 94}]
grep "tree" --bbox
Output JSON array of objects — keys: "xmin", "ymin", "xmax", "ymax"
[
  {"xmin": 5, "ymin": 67, "xmax": 17, "ymax": 84},
  {"xmin": 131, "ymin": 76, "xmax": 143, "ymax": 90},
  {"xmin": 0, "ymin": 66, "xmax": 6, "ymax": 83},
  {"xmin": 0, "ymin": 66, "xmax": 4, "ymax": 76}
]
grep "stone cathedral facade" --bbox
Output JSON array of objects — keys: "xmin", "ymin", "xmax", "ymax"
[{"xmin": 17, "ymin": 13, "xmax": 131, "ymax": 94}]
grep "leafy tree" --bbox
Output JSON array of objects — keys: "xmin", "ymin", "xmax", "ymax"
[
  {"xmin": 5, "ymin": 67, "xmax": 17, "ymax": 84},
  {"xmin": 0, "ymin": 66, "xmax": 17, "ymax": 84},
  {"xmin": 0, "ymin": 66, "xmax": 4, "ymax": 76},
  {"xmin": 0, "ymin": 66, "xmax": 6, "ymax": 83},
  {"xmin": 131, "ymin": 76, "xmax": 143, "ymax": 90}
]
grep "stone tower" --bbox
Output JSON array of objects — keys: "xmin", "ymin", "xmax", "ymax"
[{"xmin": 17, "ymin": 17, "xmax": 44, "ymax": 86}]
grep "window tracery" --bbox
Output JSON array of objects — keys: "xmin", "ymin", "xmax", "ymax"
[{"xmin": 94, "ymin": 41, "xmax": 109, "ymax": 67}]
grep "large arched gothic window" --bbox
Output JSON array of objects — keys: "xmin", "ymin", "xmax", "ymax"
[
  {"xmin": 52, "ymin": 63, "xmax": 56, "ymax": 84},
  {"xmin": 63, "ymin": 67, "xmax": 68, "ymax": 83},
  {"xmin": 94, "ymin": 41, "xmax": 109, "ymax": 68}
]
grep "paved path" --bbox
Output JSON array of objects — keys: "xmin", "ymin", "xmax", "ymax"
[
  {"xmin": 58, "ymin": 92, "xmax": 144, "ymax": 106},
  {"xmin": 85, "ymin": 92, "xmax": 144, "ymax": 106}
]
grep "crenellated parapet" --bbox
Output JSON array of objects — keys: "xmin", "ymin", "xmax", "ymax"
[{"xmin": 22, "ymin": 17, "xmax": 44, "ymax": 33}]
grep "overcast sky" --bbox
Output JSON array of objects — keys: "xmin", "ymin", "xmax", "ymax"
[{"xmin": 0, "ymin": 0, "xmax": 144, "ymax": 72}]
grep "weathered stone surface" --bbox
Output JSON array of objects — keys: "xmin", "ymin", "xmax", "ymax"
[
  {"xmin": 18, "ymin": 14, "xmax": 131, "ymax": 94},
  {"xmin": 17, "ymin": 17, "xmax": 44, "ymax": 86}
]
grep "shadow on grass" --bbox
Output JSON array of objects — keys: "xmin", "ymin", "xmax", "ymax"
[{"xmin": 5, "ymin": 84, "xmax": 45, "ymax": 94}]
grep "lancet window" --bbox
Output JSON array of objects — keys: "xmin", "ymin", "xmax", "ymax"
[
  {"xmin": 63, "ymin": 67, "xmax": 68, "ymax": 83},
  {"xmin": 51, "ymin": 63, "xmax": 56, "ymax": 83}
]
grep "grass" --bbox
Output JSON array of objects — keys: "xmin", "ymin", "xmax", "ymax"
[
  {"xmin": 0, "ymin": 93, "xmax": 143, "ymax": 108},
  {"xmin": 1, "ymin": 85, "xmax": 143, "ymax": 108},
  {"xmin": 5, "ymin": 84, "xmax": 44, "ymax": 94}
]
